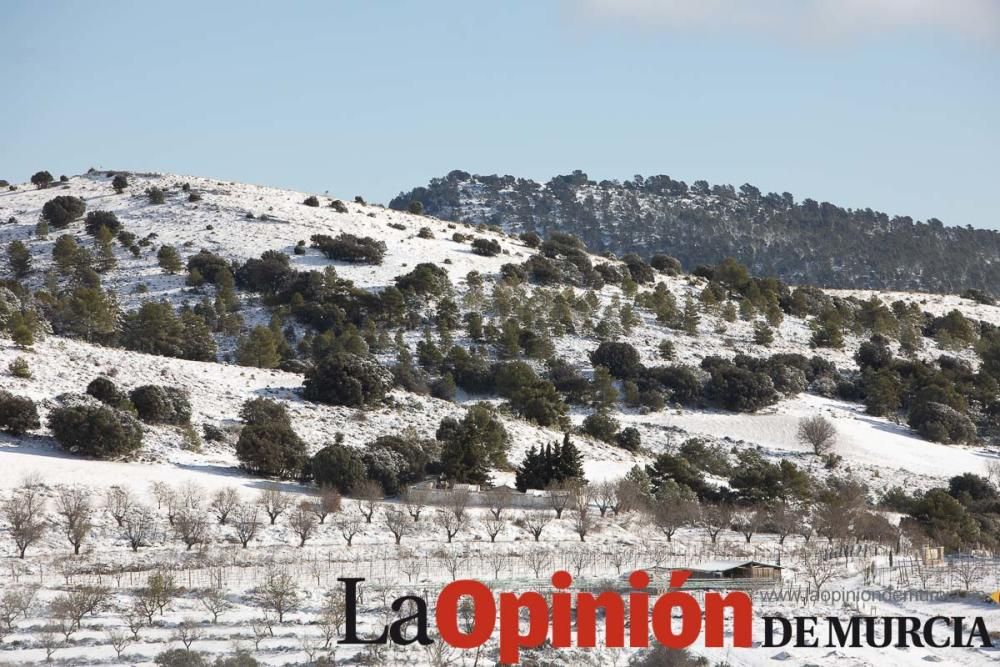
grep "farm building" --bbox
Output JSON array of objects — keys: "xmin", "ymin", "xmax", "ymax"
[{"xmin": 684, "ymin": 560, "xmax": 783, "ymax": 581}]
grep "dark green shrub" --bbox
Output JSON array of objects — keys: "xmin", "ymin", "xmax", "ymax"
[
  {"xmin": 155, "ymin": 649, "xmax": 207, "ymax": 667},
  {"xmin": 471, "ymin": 238, "xmax": 501, "ymax": 257},
  {"xmin": 908, "ymin": 401, "xmax": 977, "ymax": 444},
  {"xmin": 650, "ymin": 254, "xmax": 682, "ymax": 275},
  {"xmin": 84, "ymin": 210, "xmax": 122, "ymax": 236},
  {"xmin": 86, "ymin": 376, "xmax": 128, "ymax": 406},
  {"xmin": 0, "ymin": 391, "xmax": 40, "ymax": 435},
  {"xmin": 236, "ymin": 422, "xmax": 307, "ymax": 478},
  {"xmin": 129, "ymin": 385, "xmax": 192, "ymax": 424},
  {"xmin": 616, "ymin": 426, "xmax": 642, "ymax": 451},
  {"xmin": 311, "ymin": 442, "xmax": 366, "ymax": 493},
  {"xmin": 31, "ymin": 171, "xmax": 53, "ymax": 189},
  {"xmin": 48, "ymin": 399, "xmax": 143, "ymax": 458},
  {"xmin": 186, "ymin": 249, "xmax": 231, "ymax": 284},
  {"xmin": 394, "ymin": 263, "xmax": 450, "ymax": 298},
  {"xmin": 303, "ymin": 353, "xmax": 393, "ymax": 407},
  {"xmin": 41, "ymin": 195, "xmax": 86, "ymax": 228},
  {"xmin": 310, "ymin": 233, "xmax": 386, "ymax": 265},
  {"xmin": 519, "ymin": 231, "xmax": 541, "ymax": 248},
  {"xmin": 303, "ymin": 195, "xmax": 320, "ymax": 207},
  {"xmin": 589, "ymin": 341, "xmax": 642, "ymax": 379},
  {"xmin": 112, "ymin": 174, "xmax": 129, "ymax": 193},
  {"xmin": 147, "ymin": 187, "xmax": 166, "ymax": 204},
  {"xmin": 582, "ymin": 410, "xmax": 620, "ymax": 443}
]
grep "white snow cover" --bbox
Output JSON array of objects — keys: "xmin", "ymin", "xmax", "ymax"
[{"xmin": 0, "ymin": 171, "xmax": 998, "ymax": 665}]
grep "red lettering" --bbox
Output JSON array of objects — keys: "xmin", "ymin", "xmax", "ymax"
[
  {"xmin": 651, "ymin": 571, "xmax": 701, "ymax": 648},
  {"xmin": 436, "ymin": 580, "xmax": 495, "ymax": 649},
  {"xmin": 629, "ymin": 570, "xmax": 650, "ymax": 648},
  {"xmin": 498, "ymin": 592, "xmax": 549, "ymax": 663},
  {"xmin": 550, "ymin": 570, "xmax": 573, "ymax": 647},
  {"xmin": 704, "ymin": 591, "xmax": 753, "ymax": 647}
]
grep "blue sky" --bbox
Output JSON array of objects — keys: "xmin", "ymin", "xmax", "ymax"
[{"xmin": 1, "ymin": 0, "xmax": 997, "ymax": 227}]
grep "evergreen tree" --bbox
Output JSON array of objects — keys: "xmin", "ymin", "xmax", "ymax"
[
  {"xmin": 6, "ymin": 240, "xmax": 31, "ymax": 279},
  {"xmin": 52, "ymin": 235, "xmax": 79, "ymax": 274},
  {"xmin": 237, "ymin": 326, "xmax": 282, "ymax": 368},
  {"xmin": 753, "ymin": 322, "xmax": 774, "ymax": 346},
  {"xmin": 436, "ymin": 403, "xmax": 509, "ymax": 484},
  {"xmin": 157, "ymin": 245, "xmax": 183, "ymax": 273},
  {"xmin": 95, "ymin": 225, "xmax": 117, "ymax": 272},
  {"xmin": 681, "ymin": 296, "xmax": 700, "ymax": 334}
]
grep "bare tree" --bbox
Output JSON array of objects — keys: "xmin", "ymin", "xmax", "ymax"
[
  {"xmin": 434, "ymin": 508, "xmax": 466, "ymax": 543},
  {"xmin": 797, "ymin": 548, "xmax": 839, "ymax": 592},
  {"xmin": 797, "ymin": 415, "xmax": 837, "ymax": 456},
  {"xmin": 608, "ymin": 547, "xmax": 631, "ymax": 574},
  {"xmin": 592, "ymin": 480, "xmax": 618, "ymax": 517},
  {"xmin": 258, "ymin": 484, "xmax": 292, "ymax": 525},
  {"xmin": 952, "ymin": 557, "xmax": 988, "ymax": 592},
  {"xmin": 252, "ymin": 567, "xmax": 299, "ymax": 623},
  {"xmin": 486, "ymin": 487, "xmax": 512, "ymax": 520},
  {"xmin": 289, "ymin": 503, "xmax": 318, "ymax": 547},
  {"xmin": 104, "ymin": 486, "xmax": 133, "ymax": 528},
  {"xmin": 49, "ymin": 586, "xmax": 109, "ymax": 635},
  {"xmin": 986, "ymin": 460, "xmax": 1000, "ymax": 489},
  {"xmin": 486, "ymin": 551, "xmax": 509, "ymax": 579},
  {"xmin": 37, "ymin": 628, "xmax": 64, "ymax": 663},
  {"xmin": 447, "ymin": 487, "xmax": 471, "ymax": 520},
  {"xmin": 522, "ymin": 510, "xmax": 551, "ymax": 542},
  {"xmin": 700, "ymin": 502, "xmax": 734, "ymax": 544},
  {"xmin": 121, "ymin": 506, "xmax": 156, "ymax": 552},
  {"xmin": 615, "ymin": 477, "xmax": 646, "ymax": 515},
  {"xmin": 337, "ymin": 514, "xmax": 363, "ymax": 546},
  {"xmin": 2, "ymin": 485, "xmax": 47, "ymax": 558},
  {"xmin": 309, "ymin": 487, "xmax": 341, "ymax": 524},
  {"xmin": 174, "ymin": 619, "xmax": 202, "ymax": 650},
  {"xmin": 55, "ymin": 485, "xmax": 93, "ymax": 555},
  {"xmin": 178, "ymin": 481, "xmax": 205, "ymax": 511},
  {"xmin": 573, "ymin": 506, "xmax": 593, "ymax": 542},
  {"xmin": 546, "ymin": 481, "xmax": 573, "ymax": 518},
  {"xmin": 232, "ymin": 503, "xmax": 260, "ymax": 548},
  {"xmin": 0, "ymin": 585, "xmax": 37, "ymax": 630},
  {"xmin": 769, "ymin": 503, "xmax": 804, "ymax": 545},
  {"xmin": 173, "ymin": 508, "xmax": 209, "ymax": 550},
  {"xmin": 483, "ymin": 516, "xmax": 506, "ymax": 542},
  {"xmin": 354, "ymin": 479, "xmax": 383, "ymax": 523},
  {"xmin": 196, "ymin": 571, "xmax": 231, "ymax": 623},
  {"xmin": 523, "ymin": 550, "xmax": 551, "ymax": 578},
  {"xmin": 731, "ymin": 506, "xmax": 767, "ymax": 543},
  {"xmin": 120, "ymin": 603, "xmax": 146, "ymax": 641},
  {"xmin": 106, "ymin": 627, "xmax": 131, "ymax": 659},
  {"xmin": 441, "ymin": 552, "xmax": 467, "ymax": 579},
  {"xmin": 400, "ymin": 487, "xmax": 428, "ymax": 522},
  {"xmin": 319, "ymin": 593, "xmax": 347, "ymax": 649},
  {"xmin": 383, "ymin": 508, "xmax": 413, "ymax": 545},
  {"xmin": 209, "ymin": 487, "xmax": 240, "ymax": 525},
  {"xmin": 649, "ymin": 491, "xmax": 698, "ymax": 542}
]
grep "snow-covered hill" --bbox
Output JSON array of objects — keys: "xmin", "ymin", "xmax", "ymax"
[{"xmin": 2, "ymin": 170, "xmax": 1000, "ymax": 666}]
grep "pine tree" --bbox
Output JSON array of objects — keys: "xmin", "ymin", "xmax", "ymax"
[
  {"xmin": 215, "ymin": 268, "xmax": 238, "ymax": 312},
  {"xmin": 157, "ymin": 245, "xmax": 183, "ymax": 273},
  {"xmin": 681, "ymin": 296, "xmax": 700, "ymax": 335},
  {"xmin": 557, "ymin": 433, "xmax": 584, "ymax": 480},
  {"xmin": 753, "ymin": 322, "xmax": 774, "ymax": 346},
  {"xmin": 52, "ymin": 235, "xmax": 79, "ymax": 275},
  {"xmin": 95, "ymin": 225, "xmax": 117, "ymax": 273},
  {"xmin": 237, "ymin": 326, "xmax": 282, "ymax": 368},
  {"xmin": 590, "ymin": 366, "xmax": 619, "ymax": 410},
  {"xmin": 514, "ymin": 445, "xmax": 545, "ymax": 491},
  {"xmin": 7, "ymin": 240, "xmax": 31, "ymax": 279}
]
